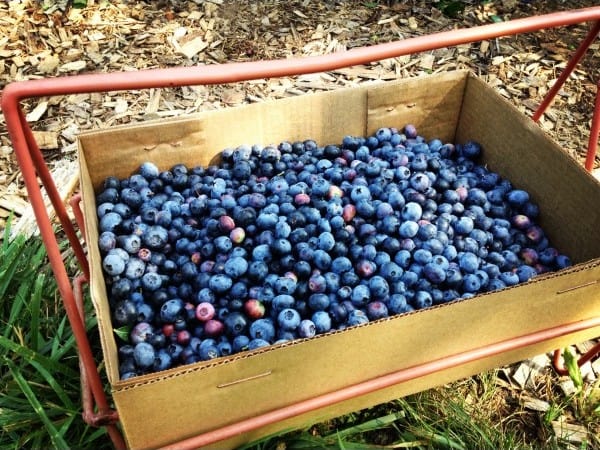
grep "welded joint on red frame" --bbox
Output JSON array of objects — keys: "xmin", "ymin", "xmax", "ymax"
[{"xmin": 73, "ymin": 274, "xmax": 124, "ymax": 445}]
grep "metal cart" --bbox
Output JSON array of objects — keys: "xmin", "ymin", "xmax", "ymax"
[{"xmin": 1, "ymin": 6, "xmax": 599, "ymax": 449}]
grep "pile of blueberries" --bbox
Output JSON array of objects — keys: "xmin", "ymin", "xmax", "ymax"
[{"xmin": 95, "ymin": 124, "xmax": 572, "ymax": 379}]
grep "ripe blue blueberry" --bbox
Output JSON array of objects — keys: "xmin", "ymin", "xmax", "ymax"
[
  {"xmin": 277, "ymin": 308, "xmax": 301, "ymax": 331},
  {"xmin": 133, "ymin": 342, "xmax": 155, "ymax": 369}
]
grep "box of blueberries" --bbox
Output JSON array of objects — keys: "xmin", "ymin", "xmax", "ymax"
[{"xmin": 78, "ymin": 70, "xmax": 600, "ymax": 449}]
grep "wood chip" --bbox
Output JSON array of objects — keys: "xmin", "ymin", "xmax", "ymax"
[
  {"xmin": 575, "ymin": 341, "xmax": 597, "ymax": 354},
  {"xmin": 292, "ymin": 10, "xmax": 308, "ymax": 19},
  {"xmin": 551, "ymin": 419, "xmax": 589, "ymax": 444},
  {"xmin": 522, "ymin": 397, "xmax": 550, "ymax": 412},
  {"xmin": 407, "ymin": 16, "xmax": 418, "ymax": 31},
  {"xmin": 59, "ymin": 60, "xmax": 87, "ymax": 72},
  {"xmin": 26, "ymin": 101, "xmax": 49, "ymax": 122},
  {"xmin": 32, "ymin": 131, "xmax": 59, "ymax": 150},
  {"xmin": 0, "ymin": 195, "xmax": 28, "ymax": 216},
  {"xmin": 559, "ymin": 378, "xmax": 577, "ymax": 397},
  {"xmin": 10, "ymin": 159, "xmax": 79, "ymax": 239},
  {"xmin": 511, "ymin": 354, "xmax": 549, "ymax": 389},
  {"xmin": 114, "ymin": 98, "xmax": 128, "ymax": 114},
  {"xmin": 419, "ymin": 54, "xmax": 435, "ymax": 71},
  {"xmin": 180, "ymin": 36, "xmax": 208, "ymax": 59},
  {"xmin": 592, "ymin": 357, "xmax": 600, "ymax": 377},
  {"xmin": 480, "ymin": 40, "xmax": 490, "ymax": 54},
  {"xmin": 37, "ymin": 53, "xmax": 60, "ymax": 73}
]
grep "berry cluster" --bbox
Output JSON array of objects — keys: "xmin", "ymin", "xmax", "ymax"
[{"xmin": 95, "ymin": 125, "xmax": 571, "ymax": 379}]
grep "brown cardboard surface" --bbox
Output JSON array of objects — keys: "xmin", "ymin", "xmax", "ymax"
[
  {"xmin": 366, "ymin": 70, "xmax": 468, "ymax": 144},
  {"xmin": 456, "ymin": 75, "xmax": 600, "ymax": 263},
  {"xmin": 77, "ymin": 71, "xmax": 600, "ymax": 449},
  {"xmin": 211, "ymin": 324, "xmax": 600, "ymax": 450}
]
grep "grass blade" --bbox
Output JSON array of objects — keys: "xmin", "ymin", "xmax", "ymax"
[
  {"xmin": 5, "ymin": 357, "xmax": 70, "ymax": 449},
  {"xmin": 28, "ymin": 359, "xmax": 75, "ymax": 411},
  {"xmin": 28, "ymin": 273, "xmax": 45, "ymax": 352},
  {"xmin": 0, "ymin": 335, "xmax": 78, "ymax": 378},
  {"xmin": 325, "ymin": 412, "xmax": 405, "ymax": 440}
]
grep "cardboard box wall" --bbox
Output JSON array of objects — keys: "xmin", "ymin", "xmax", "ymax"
[{"xmin": 78, "ymin": 71, "xmax": 600, "ymax": 449}]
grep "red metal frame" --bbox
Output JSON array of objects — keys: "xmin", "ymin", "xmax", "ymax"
[{"xmin": 1, "ymin": 6, "xmax": 600, "ymax": 449}]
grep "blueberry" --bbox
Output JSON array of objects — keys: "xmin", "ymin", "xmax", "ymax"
[
  {"xmin": 133, "ymin": 342, "xmax": 155, "ymax": 369},
  {"xmin": 232, "ymin": 335, "xmax": 250, "ymax": 352},
  {"xmin": 113, "ymin": 300, "xmax": 138, "ymax": 327},
  {"xmin": 272, "ymin": 294, "xmax": 295, "ymax": 313},
  {"xmin": 366, "ymin": 301, "xmax": 389, "ymax": 320},
  {"xmin": 102, "ymin": 253, "xmax": 126, "ymax": 276},
  {"xmin": 99, "ymin": 212, "xmax": 123, "ymax": 233},
  {"xmin": 247, "ymin": 338, "xmax": 270, "ymax": 350},
  {"xmin": 368, "ymin": 276, "xmax": 389, "ymax": 300},
  {"xmin": 224, "ymin": 312, "xmax": 248, "ymax": 337},
  {"xmin": 142, "ymin": 225, "xmax": 169, "ymax": 250},
  {"xmin": 351, "ymin": 284, "xmax": 370, "ymax": 307},
  {"xmin": 347, "ymin": 310, "xmax": 369, "ymax": 326},
  {"xmin": 224, "ymin": 256, "xmax": 249, "ymax": 279},
  {"xmin": 160, "ymin": 299, "xmax": 184, "ymax": 323},
  {"xmin": 124, "ymin": 257, "xmax": 145, "ymax": 280},
  {"xmin": 198, "ymin": 340, "xmax": 220, "ymax": 360},
  {"xmin": 209, "ymin": 274, "xmax": 233, "ymax": 294},
  {"xmin": 312, "ymin": 311, "xmax": 332, "ymax": 334},
  {"xmin": 500, "ymin": 271, "xmax": 520, "ymax": 286},
  {"xmin": 388, "ymin": 294, "xmax": 409, "ymax": 314},
  {"xmin": 555, "ymin": 254, "xmax": 571, "ymax": 269},
  {"xmin": 412, "ymin": 290, "xmax": 433, "ymax": 309},
  {"xmin": 249, "ymin": 318, "xmax": 275, "ymax": 342},
  {"xmin": 277, "ymin": 308, "xmax": 301, "ymax": 331},
  {"xmin": 506, "ymin": 189, "xmax": 530, "ymax": 208},
  {"xmin": 98, "ymin": 231, "xmax": 117, "ymax": 253}
]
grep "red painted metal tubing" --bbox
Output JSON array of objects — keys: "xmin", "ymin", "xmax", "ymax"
[
  {"xmin": 73, "ymin": 275, "xmax": 126, "ymax": 450},
  {"xmin": 1, "ymin": 7, "xmax": 599, "ymax": 101},
  {"xmin": 533, "ymin": 20, "xmax": 600, "ymax": 124},
  {"xmin": 2, "ymin": 98, "xmax": 113, "ymax": 442},
  {"xmin": 161, "ymin": 316, "xmax": 600, "ymax": 450},
  {"xmin": 584, "ymin": 80, "xmax": 600, "ymax": 171},
  {"xmin": 68, "ymin": 193, "xmax": 90, "ymax": 282},
  {"xmin": 18, "ymin": 108, "xmax": 89, "ymax": 276}
]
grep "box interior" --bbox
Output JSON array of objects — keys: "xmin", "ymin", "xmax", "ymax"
[{"xmin": 78, "ymin": 71, "xmax": 600, "ymax": 449}]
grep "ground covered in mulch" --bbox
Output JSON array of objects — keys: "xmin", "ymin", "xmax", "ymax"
[{"xmin": 0, "ymin": 0, "xmax": 598, "ymax": 447}]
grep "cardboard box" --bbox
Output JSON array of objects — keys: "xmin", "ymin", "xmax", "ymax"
[{"xmin": 78, "ymin": 71, "xmax": 600, "ymax": 449}]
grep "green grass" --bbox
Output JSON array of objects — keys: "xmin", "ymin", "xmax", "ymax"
[
  {"xmin": 0, "ymin": 219, "xmax": 597, "ymax": 449},
  {"xmin": 0, "ymin": 218, "xmax": 109, "ymax": 449}
]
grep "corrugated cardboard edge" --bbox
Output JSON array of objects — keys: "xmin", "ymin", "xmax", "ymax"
[{"xmin": 77, "ymin": 70, "xmax": 600, "ymax": 449}]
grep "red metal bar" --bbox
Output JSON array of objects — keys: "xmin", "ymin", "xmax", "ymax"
[
  {"xmin": 532, "ymin": 20, "xmax": 600, "ymax": 123},
  {"xmin": 69, "ymin": 193, "xmax": 90, "ymax": 280},
  {"xmin": 161, "ymin": 316, "xmax": 600, "ymax": 450},
  {"xmin": 1, "ymin": 6, "xmax": 599, "ymax": 449},
  {"xmin": 73, "ymin": 275, "xmax": 125, "ymax": 449},
  {"xmin": 552, "ymin": 342, "xmax": 600, "ymax": 376},
  {"xmin": 19, "ymin": 108, "xmax": 89, "ymax": 278},
  {"xmin": 584, "ymin": 80, "xmax": 600, "ymax": 171},
  {"xmin": 1, "ymin": 93, "xmax": 114, "ymax": 439}
]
